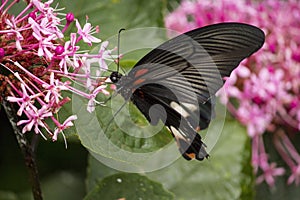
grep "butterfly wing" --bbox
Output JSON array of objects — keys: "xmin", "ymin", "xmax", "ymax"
[
  {"xmin": 131, "ymin": 84, "xmax": 210, "ymax": 160},
  {"xmin": 116, "ymin": 23, "xmax": 265, "ymax": 160},
  {"xmin": 126, "ymin": 23, "xmax": 264, "ymax": 102}
]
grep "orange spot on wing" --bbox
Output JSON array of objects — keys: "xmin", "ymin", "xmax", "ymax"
[
  {"xmin": 185, "ymin": 153, "xmax": 196, "ymax": 160},
  {"xmin": 133, "ymin": 78, "xmax": 145, "ymax": 85},
  {"xmin": 134, "ymin": 68, "xmax": 149, "ymax": 77}
]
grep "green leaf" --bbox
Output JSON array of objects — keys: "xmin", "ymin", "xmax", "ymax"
[
  {"xmin": 56, "ymin": 0, "xmax": 166, "ymax": 39},
  {"xmin": 146, "ymin": 118, "xmax": 253, "ymax": 200},
  {"xmin": 86, "ymin": 154, "xmax": 120, "ymax": 192},
  {"xmin": 84, "ymin": 173, "xmax": 174, "ymax": 200},
  {"xmin": 72, "ymin": 91, "xmax": 175, "ymax": 171},
  {"xmin": 85, "ymin": 116, "xmax": 254, "ymax": 199}
]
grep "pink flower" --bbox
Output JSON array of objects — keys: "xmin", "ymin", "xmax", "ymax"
[
  {"xmin": 42, "ymin": 72, "xmax": 69, "ymax": 104},
  {"xmin": 98, "ymin": 41, "xmax": 110, "ymax": 71},
  {"xmin": 32, "ymin": 29, "xmax": 56, "ymax": 60},
  {"xmin": 1, "ymin": 1, "xmax": 115, "ymax": 142},
  {"xmin": 288, "ymin": 165, "xmax": 300, "ymax": 185},
  {"xmin": 17, "ymin": 105, "xmax": 52, "ymax": 137},
  {"xmin": 165, "ymin": 0, "xmax": 300, "ymax": 186},
  {"xmin": 5, "ymin": 17, "xmax": 25, "ymax": 50},
  {"xmin": 7, "ymin": 83, "xmax": 33, "ymax": 116},
  {"xmin": 31, "ymin": 0, "xmax": 54, "ymax": 13},
  {"xmin": 87, "ymin": 84, "xmax": 109, "ymax": 113},
  {"xmin": 76, "ymin": 19, "xmax": 101, "ymax": 45},
  {"xmin": 52, "ymin": 115, "xmax": 78, "ymax": 141},
  {"xmin": 256, "ymin": 162, "xmax": 285, "ymax": 187},
  {"xmin": 58, "ymin": 33, "xmax": 80, "ymax": 73}
]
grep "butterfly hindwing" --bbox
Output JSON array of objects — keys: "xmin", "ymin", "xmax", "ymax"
[{"xmin": 131, "ymin": 84, "xmax": 209, "ymax": 160}]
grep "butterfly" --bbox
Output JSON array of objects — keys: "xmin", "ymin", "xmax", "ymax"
[{"xmin": 108, "ymin": 22, "xmax": 265, "ymax": 161}]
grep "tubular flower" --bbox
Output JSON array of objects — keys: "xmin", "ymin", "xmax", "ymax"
[
  {"xmin": 0, "ymin": 1, "xmax": 115, "ymax": 141},
  {"xmin": 165, "ymin": 0, "xmax": 300, "ymax": 186}
]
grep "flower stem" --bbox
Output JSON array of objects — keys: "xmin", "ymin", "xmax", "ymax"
[{"xmin": 2, "ymin": 99, "xmax": 43, "ymax": 200}]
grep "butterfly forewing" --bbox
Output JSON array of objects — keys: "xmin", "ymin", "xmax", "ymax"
[
  {"xmin": 114, "ymin": 23, "xmax": 265, "ymax": 160},
  {"xmin": 129, "ymin": 23, "xmax": 264, "ymax": 102}
]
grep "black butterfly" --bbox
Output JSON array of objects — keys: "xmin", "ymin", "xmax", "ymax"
[{"xmin": 109, "ymin": 23, "xmax": 265, "ymax": 161}]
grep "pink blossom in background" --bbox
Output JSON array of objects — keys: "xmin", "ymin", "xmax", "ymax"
[
  {"xmin": 165, "ymin": 0, "xmax": 300, "ymax": 186},
  {"xmin": 0, "ymin": 1, "xmax": 115, "ymax": 142}
]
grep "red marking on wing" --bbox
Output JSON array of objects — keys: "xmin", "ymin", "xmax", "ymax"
[
  {"xmin": 133, "ymin": 78, "xmax": 145, "ymax": 86},
  {"xmin": 134, "ymin": 68, "xmax": 149, "ymax": 78}
]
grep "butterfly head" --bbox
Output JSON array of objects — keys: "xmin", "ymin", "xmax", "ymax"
[{"xmin": 110, "ymin": 71, "xmax": 123, "ymax": 83}]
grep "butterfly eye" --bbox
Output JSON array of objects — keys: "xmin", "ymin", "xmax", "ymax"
[{"xmin": 110, "ymin": 72, "xmax": 122, "ymax": 83}]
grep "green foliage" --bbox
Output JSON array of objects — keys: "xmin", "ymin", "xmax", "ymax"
[
  {"xmin": 86, "ymin": 119, "xmax": 254, "ymax": 200},
  {"xmin": 56, "ymin": 0, "xmax": 166, "ymax": 39},
  {"xmin": 85, "ymin": 173, "xmax": 174, "ymax": 200},
  {"xmin": 146, "ymin": 119, "xmax": 252, "ymax": 200},
  {"xmin": 72, "ymin": 92, "xmax": 173, "ymax": 166},
  {"xmin": 86, "ymin": 155, "xmax": 120, "ymax": 192}
]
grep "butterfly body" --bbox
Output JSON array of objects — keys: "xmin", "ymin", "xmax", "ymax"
[{"xmin": 110, "ymin": 23, "xmax": 265, "ymax": 161}]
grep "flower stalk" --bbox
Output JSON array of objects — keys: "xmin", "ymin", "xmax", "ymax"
[{"xmin": 2, "ymin": 99, "xmax": 42, "ymax": 200}]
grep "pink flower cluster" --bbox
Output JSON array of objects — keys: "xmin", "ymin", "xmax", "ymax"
[
  {"xmin": 0, "ymin": 0, "xmax": 114, "ymax": 143},
  {"xmin": 165, "ymin": 0, "xmax": 300, "ymax": 186}
]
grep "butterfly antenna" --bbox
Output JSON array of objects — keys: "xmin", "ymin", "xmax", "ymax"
[{"xmin": 117, "ymin": 28, "xmax": 125, "ymax": 73}]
